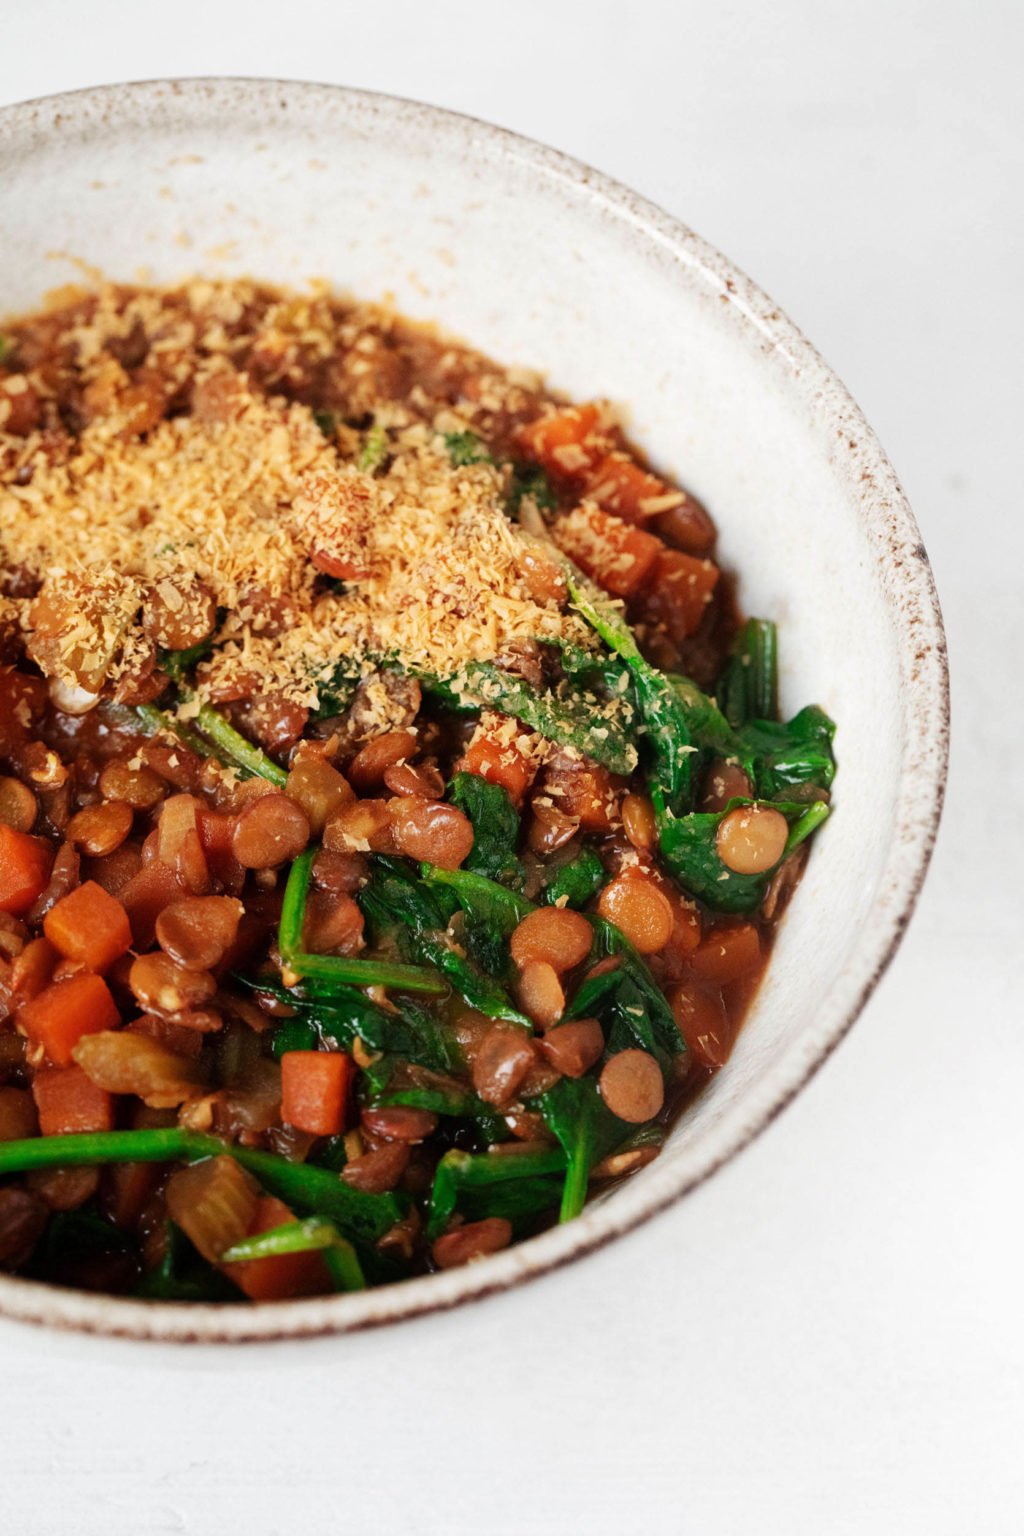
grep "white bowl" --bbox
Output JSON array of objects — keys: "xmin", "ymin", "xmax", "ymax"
[{"xmin": 0, "ymin": 79, "xmax": 948, "ymax": 1343}]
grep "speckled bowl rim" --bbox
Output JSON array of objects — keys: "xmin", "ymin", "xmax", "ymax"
[{"xmin": 0, "ymin": 78, "xmax": 948, "ymax": 1345}]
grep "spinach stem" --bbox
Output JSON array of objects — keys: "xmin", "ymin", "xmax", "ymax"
[
  {"xmin": 222, "ymin": 1217, "xmax": 366, "ymax": 1292},
  {"xmin": 278, "ymin": 850, "xmax": 446, "ymax": 994},
  {"xmin": 0, "ymin": 1130, "xmax": 402, "ymax": 1249},
  {"xmin": 192, "ymin": 700, "xmax": 288, "ymax": 787},
  {"xmin": 136, "ymin": 698, "xmax": 288, "ymax": 787},
  {"xmin": 283, "ymin": 950, "xmax": 448, "ymax": 995},
  {"xmin": 134, "ymin": 703, "xmax": 217, "ymax": 761},
  {"xmin": 783, "ymin": 799, "xmax": 831, "ymax": 854},
  {"xmin": 278, "ymin": 847, "xmax": 315, "ymax": 958}
]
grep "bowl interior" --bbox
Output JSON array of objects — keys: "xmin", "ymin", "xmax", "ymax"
[{"xmin": 0, "ymin": 81, "xmax": 946, "ymax": 1341}]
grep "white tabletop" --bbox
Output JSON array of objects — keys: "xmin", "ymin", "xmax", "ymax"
[{"xmin": 2, "ymin": 3, "xmax": 1021, "ymax": 1532}]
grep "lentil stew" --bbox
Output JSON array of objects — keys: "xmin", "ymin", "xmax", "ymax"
[{"xmin": 0, "ymin": 281, "xmax": 835, "ymax": 1299}]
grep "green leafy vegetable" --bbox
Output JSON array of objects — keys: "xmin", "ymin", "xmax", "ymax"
[
  {"xmin": 277, "ymin": 848, "xmax": 446, "ymax": 994},
  {"xmin": 654, "ymin": 795, "xmax": 830, "ymax": 913},
  {"xmin": 282, "ymin": 948, "xmax": 447, "ymax": 995},
  {"xmin": 267, "ymin": 1016, "xmax": 321, "ymax": 1060},
  {"xmin": 568, "ymin": 572, "xmax": 695, "ymax": 811},
  {"xmin": 139, "ymin": 692, "xmax": 288, "ymax": 786},
  {"xmin": 190, "ymin": 699, "xmax": 288, "ymax": 786},
  {"xmin": 568, "ymin": 916, "xmax": 683, "ymax": 1069},
  {"xmin": 366, "ymin": 1060, "xmax": 506, "ymax": 1143},
  {"xmin": 539, "ymin": 847, "xmax": 605, "ymax": 909},
  {"xmin": 134, "ymin": 702, "xmax": 219, "ymax": 761},
  {"xmin": 421, "ymin": 864, "xmax": 532, "ymax": 945},
  {"xmin": 158, "ymin": 639, "xmax": 215, "ymax": 684},
  {"xmin": 359, "ymin": 857, "xmax": 530, "ymax": 1025},
  {"xmin": 357, "ymin": 423, "xmax": 388, "ymax": 472},
  {"xmin": 508, "ymin": 461, "xmax": 557, "ymax": 514},
  {"xmin": 448, "ymin": 771, "xmax": 524, "ymax": 888},
  {"xmin": 420, "ymin": 661, "xmax": 637, "ymax": 775},
  {"xmin": 533, "ymin": 1076, "xmax": 628, "ymax": 1222},
  {"xmin": 735, "ymin": 706, "xmax": 837, "ymax": 799},
  {"xmin": 716, "ymin": 618, "xmax": 779, "ymax": 727},
  {"xmin": 314, "ymin": 409, "xmax": 338, "ymax": 438},
  {"xmin": 427, "ymin": 1145, "xmax": 566, "ymax": 1239},
  {"xmin": 444, "ymin": 430, "xmax": 494, "ymax": 466}
]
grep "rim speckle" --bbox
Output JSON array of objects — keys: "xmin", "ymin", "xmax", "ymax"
[{"xmin": 0, "ymin": 78, "xmax": 948, "ymax": 1345}]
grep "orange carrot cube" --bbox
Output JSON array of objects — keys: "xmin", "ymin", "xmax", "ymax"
[
  {"xmin": 223, "ymin": 1195, "xmax": 330, "ymax": 1301},
  {"xmin": 32, "ymin": 1064, "xmax": 115, "ymax": 1135},
  {"xmin": 44, "ymin": 880, "xmax": 132, "ymax": 974},
  {"xmin": 552, "ymin": 503, "xmax": 662, "ymax": 599},
  {"xmin": 19, "ymin": 972, "xmax": 120, "ymax": 1066},
  {"xmin": 688, "ymin": 924, "xmax": 762, "ymax": 987},
  {"xmin": 641, "ymin": 547, "xmax": 720, "ymax": 642},
  {"xmin": 583, "ymin": 452, "xmax": 681, "ymax": 523},
  {"xmin": 516, "ymin": 404, "xmax": 603, "ymax": 478},
  {"xmin": 281, "ymin": 1050, "xmax": 355, "ymax": 1138},
  {"xmin": 541, "ymin": 756, "xmax": 623, "ymax": 834},
  {"xmin": 0, "ymin": 825, "xmax": 53, "ymax": 916},
  {"xmin": 460, "ymin": 716, "xmax": 539, "ymax": 807}
]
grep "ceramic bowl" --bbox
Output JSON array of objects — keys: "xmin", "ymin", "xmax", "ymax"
[{"xmin": 0, "ymin": 79, "xmax": 948, "ymax": 1342}]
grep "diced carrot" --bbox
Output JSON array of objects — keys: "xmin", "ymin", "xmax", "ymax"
[
  {"xmin": 460, "ymin": 715, "xmax": 539, "ymax": 807},
  {"xmin": 551, "ymin": 503, "xmax": 662, "ymax": 599},
  {"xmin": 120, "ymin": 859, "xmax": 183, "ymax": 948},
  {"xmin": 223, "ymin": 1195, "xmax": 331, "ymax": 1301},
  {"xmin": 0, "ymin": 824, "xmax": 54, "ymax": 916},
  {"xmin": 43, "ymin": 880, "xmax": 132, "ymax": 973},
  {"xmin": 516, "ymin": 404, "xmax": 604, "ymax": 478},
  {"xmin": 281, "ymin": 1050, "xmax": 355, "ymax": 1138},
  {"xmin": 641, "ymin": 547, "xmax": 720, "ymax": 642},
  {"xmin": 32, "ymin": 1064, "xmax": 114, "ymax": 1135},
  {"xmin": 688, "ymin": 923, "xmax": 762, "ymax": 987},
  {"xmin": 542, "ymin": 756, "xmax": 622, "ymax": 834},
  {"xmin": 19, "ymin": 972, "xmax": 120, "ymax": 1066},
  {"xmin": 583, "ymin": 452, "xmax": 682, "ymax": 524}
]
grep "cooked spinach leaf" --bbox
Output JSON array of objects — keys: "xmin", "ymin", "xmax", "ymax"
[
  {"xmin": 538, "ymin": 846, "xmax": 605, "ymax": 909},
  {"xmin": 448, "ymin": 771, "xmax": 525, "ymax": 888}
]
